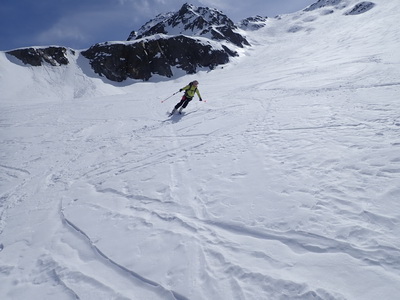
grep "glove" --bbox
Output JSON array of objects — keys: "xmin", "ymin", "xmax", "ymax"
[
  {"xmin": 199, "ymin": 98, "xmax": 203, "ymax": 101},
  {"xmin": 179, "ymin": 89, "xmax": 182, "ymax": 92}
]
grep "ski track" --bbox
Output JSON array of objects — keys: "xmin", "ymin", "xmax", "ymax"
[
  {"xmin": 60, "ymin": 85, "xmax": 399, "ymax": 299},
  {"xmin": 1, "ymin": 83, "xmax": 400, "ymax": 299}
]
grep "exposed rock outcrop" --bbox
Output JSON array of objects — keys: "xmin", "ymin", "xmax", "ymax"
[
  {"xmin": 304, "ymin": 0, "xmax": 376, "ymax": 15},
  {"xmin": 81, "ymin": 36, "xmax": 236, "ymax": 82},
  {"xmin": 304, "ymin": 0, "xmax": 347, "ymax": 11},
  {"xmin": 238, "ymin": 16, "xmax": 268, "ymax": 31},
  {"xmin": 345, "ymin": 2, "xmax": 376, "ymax": 15},
  {"xmin": 7, "ymin": 47, "xmax": 72, "ymax": 66}
]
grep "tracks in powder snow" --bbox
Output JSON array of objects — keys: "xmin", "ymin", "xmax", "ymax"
[
  {"xmin": 2, "ymin": 86, "xmax": 399, "ymax": 299},
  {"xmin": 54, "ymin": 106, "xmax": 245, "ymax": 299},
  {"xmin": 60, "ymin": 203, "xmax": 189, "ymax": 300},
  {"xmin": 61, "ymin": 92, "xmax": 400, "ymax": 299}
]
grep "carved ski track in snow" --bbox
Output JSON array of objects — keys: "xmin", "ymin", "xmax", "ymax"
[
  {"xmin": 90, "ymin": 184, "xmax": 400, "ymax": 274},
  {"xmin": 61, "ymin": 205, "xmax": 344, "ymax": 299},
  {"xmin": 60, "ymin": 205, "xmax": 188, "ymax": 300},
  {"xmin": 2, "ymin": 83, "xmax": 399, "ymax": 299},
  {"xmin": 81, "ymin": 109, "xmax": 241, "ymax": 180},
  {"xmin": 0, "ymin": 164, "xmax": 31, "ymax": 176}
]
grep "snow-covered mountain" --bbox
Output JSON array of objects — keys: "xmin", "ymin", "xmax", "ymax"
[
  {"xmin": 127, "ymin": 3, "xmax": 249, "ymax": 48},
  {"xmin": 5, "ymin": 3, "xmax": 249, "ymax": 83},
  {"xmin": 1, "ymin": 0, "xmax": 400, "ymax": 299},
  {"xmin": 80, "ymin": 3, "xmax": 250, "ymax": 82}
]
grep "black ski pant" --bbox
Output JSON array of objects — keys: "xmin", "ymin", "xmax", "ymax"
[{"xmin": 174, "ymin": 96, "xmax": 193, "ymax": 109}]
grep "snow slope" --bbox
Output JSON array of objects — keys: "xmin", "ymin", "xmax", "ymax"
[{"xmin": 1, "ymin": 0, "xmax": 400, "ymax": 299}]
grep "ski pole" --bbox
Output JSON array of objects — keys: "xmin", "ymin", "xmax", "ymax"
[{"xmin": 161, "ymin": 91, "xmax": 179, "ymax": 103}]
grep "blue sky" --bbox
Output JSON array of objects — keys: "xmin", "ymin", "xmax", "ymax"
[{"xmin": 0, "ymin": 0, "xmax": 316, "ymax": 51}]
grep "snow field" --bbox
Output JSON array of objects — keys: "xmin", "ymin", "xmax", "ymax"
[{"xmin": 1, "ymin": 0, "xmax": 400, "ymax": 299}]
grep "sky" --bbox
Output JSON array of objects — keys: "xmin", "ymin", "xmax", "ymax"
[{"xmin": 0, "ymin": 0, "xmax": 316, "ymax": 51}]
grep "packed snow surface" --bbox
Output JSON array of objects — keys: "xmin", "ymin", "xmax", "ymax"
[{"xmin": 1, "ymin": 0, "xmax": 400, "ymax": 299}]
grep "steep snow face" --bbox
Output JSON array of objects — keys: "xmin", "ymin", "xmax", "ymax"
[
  {"xmin": 1, "ymin": 0, "xmax": 400, "ymax": 299},
  {"xmin": 0, "ymin": 50, "xmax": 125, "ymax": 100}
]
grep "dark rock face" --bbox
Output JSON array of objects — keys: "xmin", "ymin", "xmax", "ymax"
[
  {"xmin": 81, "ymin": 36, "xmax": 236, "ymax": 82},
  {"xmin": 128, "ymin": 3, "xmax": 249, "ymax": 48},
  {"xmin": 304, "ymin": 0, "xmax": 346, "ymax": 11},
  {"xmin": 238, "ymin": 16, "xmax": 268, "ymax": 31},
  {"xmin": 345, "ymin": 2, "xmax": 375, "ymax": 15},
  {"xmin": 304, "ymin": 0, "xmax": 375, "ymax": 15},
  {"xmin": 7, "ymin": 47, "xmax": 72, "ymax": 66}
]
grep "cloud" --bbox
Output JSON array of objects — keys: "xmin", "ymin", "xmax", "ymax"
[
  {"xmin": 34, "ymin": 4, "xmax": 138, "ymax": 49},
  {"xmin": 36, "ymin": 22, "xmax": 87, "ymax": 47}
]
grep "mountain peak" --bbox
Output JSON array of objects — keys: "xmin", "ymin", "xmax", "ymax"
[
  {"xmin": 127, "ymin": 3, "xmax": 249, "ymax": 48},
  {"xmin": 179, "ymin": 2, "xmax": 196, "ymax": 12}
]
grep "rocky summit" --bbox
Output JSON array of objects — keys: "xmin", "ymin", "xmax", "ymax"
[{"xmin": 128, "ymin": 3, "xmax": 249, "ymax": 48}]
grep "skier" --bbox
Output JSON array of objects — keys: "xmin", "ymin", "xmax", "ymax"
[{"xmin": 170, "ymin": 80, "xmax": 202, "ymax": 115}]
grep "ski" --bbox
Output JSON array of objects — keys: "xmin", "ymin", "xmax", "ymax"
[{"xmin": 168, "ymin": 111, "xmax": 183, "ymax": 116}]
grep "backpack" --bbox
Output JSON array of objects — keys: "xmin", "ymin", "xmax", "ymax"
[
  {"xmin": 182, "ymin": 81, "xmax": 198, "ymax": 98},
  {"xmin": 188, "ymin": 81, "xmax": 197, "ymax": 92}
]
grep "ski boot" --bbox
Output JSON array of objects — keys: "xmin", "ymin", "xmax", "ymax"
[{"xmin": 169, "ymin": 108, "xmax": 177, "ymax": 116}]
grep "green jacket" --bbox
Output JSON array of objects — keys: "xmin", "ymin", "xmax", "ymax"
[{"xmin": 181, "ymin": 84, "xmax": 201, "ymax": 99}]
